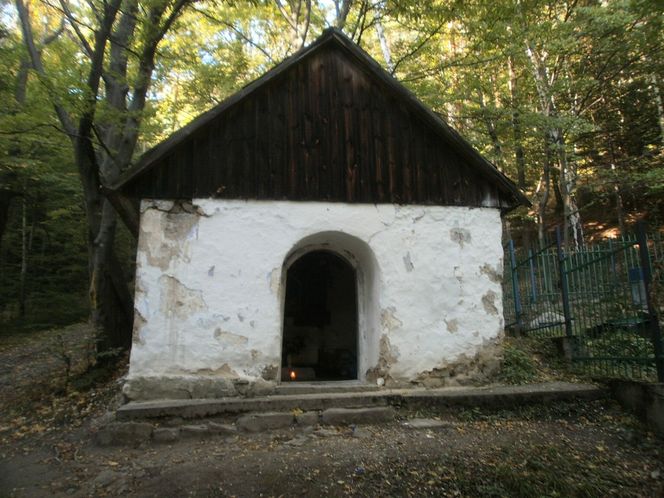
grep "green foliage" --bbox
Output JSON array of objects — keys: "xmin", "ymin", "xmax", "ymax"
[
  {"xmin": 0, "ymin": 187, "xmax": 90, "ymax": 333},
  {"xmin": 499, "ymin": 342, "xmax": 539, "ymax": 384},
  {"xmin": 579, "ymin": 330, "xmax": 657, "ymax": 380},
  {"xmin": 0, "ymin": 9, "xmax": 89, "ymax": 333},
  {"xmin": 586, "ymin": 332, "xmax": 655, "ymax": 360}
]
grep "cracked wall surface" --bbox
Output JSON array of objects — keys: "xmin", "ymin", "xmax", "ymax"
[{"xmin": 125, "ymin": 199, "xmax": 504, "ymax": 400}]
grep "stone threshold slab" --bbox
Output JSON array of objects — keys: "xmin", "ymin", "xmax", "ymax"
[
  {"xmin": 117, "ymin": 382, "xmax": 607, "ymax": 421},
  {"xmin": 275, "ymin": 381, "xmax": 381, "ymax": 395}
]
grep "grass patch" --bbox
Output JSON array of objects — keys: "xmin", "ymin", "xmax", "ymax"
[{"xmin": 499, "ymin": 341, "xmax": 539, "ymax": 384}]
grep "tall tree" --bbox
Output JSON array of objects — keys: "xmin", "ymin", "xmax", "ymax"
[{"xmin": 15, "ymin": 0, "xmax": 193, "ymax": 349}]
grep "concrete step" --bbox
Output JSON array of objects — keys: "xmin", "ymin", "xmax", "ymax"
[
  {"xmin": 275, "ymin": 381, "xmax": 381, "ymax": 395},
  {"xmin": 117, "ymin": 390, "xmax": 390, "ymax": 421},
  {"xmin": 116, "ymin": 382, "xmax": 607, "ymax": 421},
  {"xmin": 97, "ymin": 406, "xmax": 397, "ymax": 446}
]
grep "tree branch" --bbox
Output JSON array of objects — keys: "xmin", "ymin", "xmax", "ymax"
[
  {"xmin": 15, "ymin": 0, "xmax": 77, "ymax": 138},
  {"xmin": 191, "ymin": 6, "xmax": 275, "ymax": 63},
  {"xmin": 56, "ymin": 0, "xmax": 94, "ymax": 57},
  {"xmin": 391, "ymin": 22, "xmax": 444, "ymax": 75}
]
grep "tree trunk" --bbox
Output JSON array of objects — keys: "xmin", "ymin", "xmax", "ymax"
[
  {"xmin": 508, "ymin": 56, "xmax": 526, "ymax": 189},
  {"xmin": 374, "ymin": 19, "xmax": 393, "ymax": 72},
  {"xmin": 91, "ymin": 201, "xmax": 133, "ymax": 350},
  {"xmin": 651, "ymin": 73, "xmax": 664, "ymax": 149},
  {"xmin": 608, "ymin": 138, "xmax": 625, "ymax": 235},
  {"xmin": 477, "ymin": 88, "xmax": 504, "ymax": 170},
  {"xmin": 550, "ymin": 127, "xmax": 582, "ymax": 249},
  {"xmin": 17, "ymin": 0, "xmax": 190, "ymax": 350},
  {"xmin": 334, "ymin": 0, "xmax": 352, "ymax": 29},
  {"xmin": 277, "ymin": 0, "xmax": 311, "ymax": 51},
  {"xmin": 536, "ymin": 134, "xmax": 552, "ymax": 247},
  {"xmin": 525, "ymin": 40, "xmax": 582, "ymax": 249},
  {"xmin": 0, "ymin": 190, "xmax": 15, "ymax": 249}
]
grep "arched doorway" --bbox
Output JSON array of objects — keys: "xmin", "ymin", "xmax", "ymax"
[{"xmin": 281, "ymin": 250, "xmax": 358, "ymax": 381}]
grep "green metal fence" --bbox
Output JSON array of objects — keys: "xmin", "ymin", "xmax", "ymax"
[{"xmin": 504, "ymin": 225, "xmax": 664, "ymax": 382}]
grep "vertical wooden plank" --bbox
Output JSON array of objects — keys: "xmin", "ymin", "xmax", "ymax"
[
  {"xmin": 309, "ymin": 52, "xmax": 322, "ymax": 200},
  {"xmin": 223, "ymin": 107, "xmax": 238, "ymax": 199},
  {"xmin": 385, "ymin": 96, "xmax": 399, "ymax": 203},
  {"xmin": 341, "ymin": 58, "xmax": 356, "ymax": 201},
  {"xmin": 401, "ymin": 106, "xmax": 413, "ymax": 203},
  {"xmin": 300, "ymin": 58, "xmax": 312, "ymax": 199},
  {"xmin": 212, "ymin": 116, "xmax": 225, "ymax": 198},
  {"xmin": 270, "ymin": 81, "xmax": 286, "ymax": 199},
  {"xmin": 424, "ymin": 134, "xmax": 442, "ymax": 204},
  {"xmin": 328, "ymin": 49, "xmax": 343, "ymax": 201},
  {"xmin": 414, "ymin": 131, "xmax": 427, "ymax": 202},
  {"xmin": 371, "ymin": 81, "xmax": 385, "ymax": 203},
  {"xmin": 244, "ymin": 98, "xmax": 256, "ymax": 199},
  {"xmin": 287, "ymin": 68, "xmax": 298, "ymax": 198},
  {"xmin": 317, "ymin": 49, "xmax": 331, "ymax": 200},
  {"xmin": 357, "ymin": 69, "xmax": 372, "ymax": 202},
  {"xmin": 255, "ymin": 87, "xmax": 269, "ymax": 199}
]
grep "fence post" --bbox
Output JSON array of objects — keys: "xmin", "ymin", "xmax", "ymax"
[
  {"xmin": 555, "ymin": 227, "xmax": 573, "ymax": 338},
  {"xmin": 636, "ymin": 222, "xmax": 664, "ymax": 382},
  {"xmin": 528, "ymin": 248, "xmax": 537, "ymax": 303},
  {"xmin": 508, "ymin": 239, "xmax": 523, "ymax": 332}
]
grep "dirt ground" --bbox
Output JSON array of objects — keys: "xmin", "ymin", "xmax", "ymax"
[
  {"xmin": 0, "ymin": 324, "xmax": 96, "ymax": 407},
  {"xmin": 1, "ymin": 326, "xmax": 663, "ymax": 497}
]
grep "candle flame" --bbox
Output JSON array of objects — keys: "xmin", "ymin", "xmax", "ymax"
[{"xmin": 289, "ymin": 370, "xmax": 296, "ymax": 380}]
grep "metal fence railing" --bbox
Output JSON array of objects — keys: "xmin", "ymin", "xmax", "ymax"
[{"xmin": 504, "ymin": 225, "xmax": 664, "ymax": 382}]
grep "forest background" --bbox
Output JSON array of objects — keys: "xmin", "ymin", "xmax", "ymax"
[{"xmin": 0, "ymin": 0, "xmax": 662, "ymax": 350}]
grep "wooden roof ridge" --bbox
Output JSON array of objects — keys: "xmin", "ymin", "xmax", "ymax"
[{"xmin": 110, "ymin": 27, "xmax": 530, "ymax": 208}]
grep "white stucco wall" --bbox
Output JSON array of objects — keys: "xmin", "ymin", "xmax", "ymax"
[{"xmin": 124, "ymin": 199, "xmax": 505, "ymax": 400}]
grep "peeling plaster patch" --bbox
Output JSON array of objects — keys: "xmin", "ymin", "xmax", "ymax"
[
  {"xmin": 159, "ymin": 275, "xmax": 207, "ymax": 320},
  {"xmin": 269, "ymin": 268, "xmax": 280, "ymax": 294},
  {"xmin": 142, "ymin": 206, "xmax": 199, "ymax": 271},
  {"xmin": 145, "ymin": 200, "xmax": 208, "ymax": 218},
  {"xmin": 450, "ymin": 227, "xmax": 471, "ymax": 248},
  {"xmin": 237, "ymin": 313, "xmax": 245, "ymax": 322},
  {"xmin": 250, "ymin": 349, "xmax": 259, "ymax": 361},
  {"xmin": 195, "ymin": 363, "xmax": 237, "ymax": 377},
  {"xmin": 412, "ymin": 211, "xmax": 425, "ymax": 223},
  {"xmin": 479, "ymin": 263, "xmax": 502, "ymax": 283},
  {"xmin": 214, "ymin": 328, "xmax": 249, "ymax": 347},
  {"xmin": 482, "ymin": 290, "xmax": 499, "ymax": 316},
  {"xmin": 454, "ymin": 266, "xmax": 463, "ymax": 283},
  {"xmin": 403, "ymin": 252, "xmax": 414, "ymax": 272},
  {"xmin": 380, "ymin": 335, "xmax": 398, "ymax": 363},
  {"xmin": 141, "ymin": 199, "xmax": 173, "ymax": 213},
  {"xmin": 208, "ymin": 265, "xmax": 215, "ymax": 277},
  {"xmin": 445, "ymin": 318, "xmax": 459, "ymax": 333},
  {"xmin": 132, "ymin": 309, "xmax": 147, "ymax": 345},
  {"xmin": 250, "ymin": 320, "xmax": 256, "ymax": 328},
  {"xmin": 413, "ymin": 339, "xmax": 502, "ymax": 388},
  {"xmin": 261, "ymin": 364, "xmax": 278, "ymax": 381},
  {"xmin": 381, "ymin": 307, "xmax": 403, "ymax": 331},
  {"xmin": 197, "ymin": 314, "xmax": 231, "ymax": 328},
  {"xmin": 366, "ymin": 334, "xmax": 399, "ymax": 383}
]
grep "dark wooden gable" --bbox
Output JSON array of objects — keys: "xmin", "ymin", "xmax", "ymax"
[{"xmin": 113, "ymin": 29, "xmax": 528, "ymax": 210}]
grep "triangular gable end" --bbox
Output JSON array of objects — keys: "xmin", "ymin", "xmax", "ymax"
[{"xmin": 111, "ymin": 28, "xmax": 529, "ymax": 211}]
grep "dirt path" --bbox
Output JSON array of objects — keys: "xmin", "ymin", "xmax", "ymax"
[
  {"xmin": 2, "ymin": 399, "xmax": 663, "ymax": 496},
  {"xmin": 1, "ymin": 329, "xmax": 663, "ymax": 497},
  {"xmin": 0, "ymin": 323, "xmax": 95, "ymax": 407}
]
